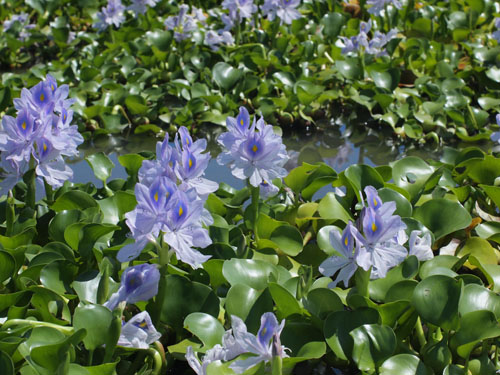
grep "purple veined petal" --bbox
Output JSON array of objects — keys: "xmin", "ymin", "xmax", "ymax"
[
  {"xmin": 163, "ymin": 227, "xmax": 211, "ymax": 268},
  {"xmin": 177, "ymin": 126, "xmax": 194, "ymax": 150},
  {"xmin": 364, "ymin": 185, "xmax": 383, "ymax": 211},
  {"xmin": 257, "ymin": 312, "xmax": 279, "ymax": 348},
  {"xmin": 186, "ymin": 346, "xmax": 203, "ymax": 375},
  {"xmin": 497, "ymin": 114, "xmax": 500, "ymax": 126},
  {"xmin": 36, "ymin": 157, "xmax": 73, "ymax": 188},
  {"xmin": 116, "ymin": 236, "xmax": 150, "ymax": 262},
  {"xmin": 330, "ymin": 262, "xmax": 358, "ymax": 288},
  {"xmin": 369, "ymin": 241, "xmax": 407, "ymax": 278},
  {"xmin": 118, "ymin": 263, "xmax": 161, "ymax": 305}
]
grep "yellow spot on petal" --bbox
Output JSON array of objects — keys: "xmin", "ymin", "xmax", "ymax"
[
  {"xmin": 51, "ymin": 84, "xmax": 55, "ymax": 91},
  {"xmin": 252, "ymin": 144, "xmax": 258, "ymax": 153},
  {"xmin": 43, "ymin": 143, "xmax": 47, "ymax": 152},
  {"xmin": 371, "ymin": 222, "xmax": 377, "ymax": 232},
  {"xmin": 186, "ymin": 138, "xmax": 189, "ymax": 145},
  {"xmin": 40, "ymin": 93, "xmax": 45, "ymax": 102},
  {"xmin": 22, "ymin": 122, "xmax": 26, "ymax": 130},
  {"xmin": 344, "ymin": 237, "xmax": 348, "ymax": 246},
  {"xmin": 373, "ymin": 199, "xmax": 378, "ymax": 206},
  {"xmin": 188, "ymin": 158, "xmax": 193, "ymax": 168},
  {"xmin": 240, "ymin": 119, "xmax": 244, "ymax": 126},
  {"xmin": 139, "ymin": 321, "xmax": 148, "ymax": 328},
  {"xmin": 166, "ymin": 192, "xmax": 170, "ymax": 199},
  {"xmin": 154, "ymin": 192, "xmax": 159, "ymax": 202},
  {"xmin": 261, "ymin": 327, "xmax": 267, "ymax": 336},
  {"xmin": 178, "ymin": 206, "xmax": 184, "ymax": 217}
]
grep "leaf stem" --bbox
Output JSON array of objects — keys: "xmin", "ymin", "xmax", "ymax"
[{"xmin": 415, "ymin": 317, "xmax": 427, "ymax": 349}]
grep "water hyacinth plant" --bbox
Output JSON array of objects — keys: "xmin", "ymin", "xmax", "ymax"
[{"xmin": 4, "ymin": 0, "xmax": 500, "ymax": 374}]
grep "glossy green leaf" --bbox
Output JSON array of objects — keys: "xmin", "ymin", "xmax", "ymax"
[
  {"xmin": 413, "ymin": 199, "xmax": 471, "ymax": 240},
  {"xmin": 184, "ymin": 313, "xmax": 225, "ymax": 349},
  {"xmin": 317, "ymin": 193, "xmax": 353, "ymax": 223},
  {"xmin": 86, "ymin": 152, "xmax": 114, "ymax": 182},
  {"xmin": 458, "ymin": 283, "xmax": 500, "ymax": 319},
  {"xmin": 222, "ymin": 259, "xmax": 278, "ymax": 290},
  {"xmin": 269, "ymin": 225, "xmax": 303, "ymax": 256},
  {"xmin": 212, "ymin": 62, "xmax": 243, "ymax": 90},
  {"xmin": 73, "ymin": 304, "xmax": 113, "ymax": 350},
  {"xmin": 269, "ymin": 282, "xmax": 301, "ymax": 318},
  {"xmin": 380, "ymin": 354, "xmax": 430, "ymax": 375},
  {"xmin": 350, "ymin": 324, "xmax": 396, "ymax": 373},
  {"xmin": 51, "ymin": 191, "xmax": 98, "ymax": 212},
  {"xmin": 412, "ymin": 275, "xmax": 462, "ymax": 331}
]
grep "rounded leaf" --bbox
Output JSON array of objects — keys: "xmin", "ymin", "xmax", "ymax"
[
  {"xmin": 184, "ymin": 313, "xmax": 225, "ymax": 349},
  {"xmin": 380, "ymin": 354, "xmax": 430, "ymax": 375}
]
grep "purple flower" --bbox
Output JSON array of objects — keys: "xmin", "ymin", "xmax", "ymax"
[
  {"xmin": 204, "ymin": 30, "xmax": 234, "ymax": 50},
  {"xmin": 174, "ymin": 126, "xmax": 218, "ymax": 198},
  {"xmin": 260, "ymin": 180, "xmax": 279, "ymax": 198},
  {"xmin": 366, "ymin": 0, "xmax": 402, "ymax": 16},
  {"xmin": 186, "ymin": 345, "xmax": 226, "ymax": 375},
  {"xmin": 262, "ymin": 0, "xmax": 301, "ymax": 24},
  {"xmin": 319, "ymin": 222, "xmax": 359, "ymax": 288},
  {"xmin": 118, "ymin": 311, "xmax": 162, "ymax": 348},
  {"xmin": 222, "ymin": 0, "xmax": 258, "ymax": 23},
  {"xmin": 164, "ymin": 4, "xmax": 197, "ymax": 42},
  {"xmin": 162, "ymin": 189, "xmax": 212, "ymax": 268},
  {"xmin": 217, "ymin": 111, "xmax": 288, "ymax": 187},
  {"xmin": 353, "ymin": 187, "xmax": 408, "ymax": 279},
  {"xmin": 128, "ymin": 0, "xmax": 159, "ymax": 15},
  {"xmin": 228, "ymin": 313, "xmax": 288, "ymax": 374},
  {"xmin": 492, "ymin": 114, "xmax": 500, "ymax": 143},
  {"xmin": 0, "ymin": 157, "xmax": 28, "ymax": 196},
  {"xmin": 408, "ymin": 231, "xmax": 433, "ymax": 261},
  {"xmin": 3, "ymin": 13, "xmax": 35, "ymax": 41},
  {"xmin": 117, "ymin": 177, "xmax": 176, "ymax": 262},
  {"xmin": 138, "ymin": 135, "xmax": 177, "ymax": 185},
  {"xmin": 104, "ymin": 263, "xmax": 160, "ymax": 311},
  {"xmin": 94, "ymin": 0, "xmax": 126, "ymax": 31}
]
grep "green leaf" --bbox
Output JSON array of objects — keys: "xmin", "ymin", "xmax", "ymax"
[
  {"xmin": 318, "ymin": 193, "xmax": 353, "ymax": 223},
  {"xmin": 321, "ymin": 12, "xmax": 344, "ymax": 39},
  {"xmin": 270, "ymin": 225, "xmax": 303, "ymax": 256},
  {"xmin": 380, "ymin": 354, "xmax": 430, "ymax": 375},
  {"xmin": 378, "ymin": 188, "xmax": 412, "ymax": 217},
  {"xmin": 336, "ymin": 58, "xmax": 362, "ymax": 80},
  {"xmin": 73, "ymin": 304, "xmax": 113, "ymax": 350},
  {"xmin": 118, "ymin": 153, "xmax": 146, "ymax": 181},
  {"xmin": 51, "ymin": 191, "xmax": 98, "ymax": 212},
  {"xmin": 450, "ymin": 310, "xmax": 500, "ymax": 358},
  {"xmin": 97, "ymin": 192, "xmax": 136, "ymax": 225},
  {"xmin": 344, "ymin": 164, "xmax": 385, "ymax": 198},
  {"xmin": 125, "ymin": 95, "xmax": 148, "ymax": 115},
  {"xmin": 324, "ymin": 308, "xmax": 380, "ymax": 360},
  {"xmin": 392, "ymin": 157, "xmax": 434, "ymax": 203},
  {"xmin": 64, "ymin": 223, "xmax": 119, "ymax": 258},
  {"xmin": 222, "ymin": 259, "xmax": 278, "ymax": 290},
  {"xmin": 369, "ymin": 256, "xmax": 419, "ymax": 302},
  {"xmin": 0, "ymin": 351, "xmax": 14, "ymax": 375},
  {"xmin": 456, "ymin": 237, "xmax": 497, "ymax": 267},
  {"xmin": 350, "ymin": 324, "xmax": 396, "ymax": 373},
  {"xmin": 184, "ymin": 313, "xmax": 225, "ymax": 349},
  {"xmin": 303, "ymin": 288, "xmax": 343, "ymax": 319},
  {"xmin": 269, "ymin": 282, "xmax": 301, "ymax": 318},
  {"xmin": 458, "ymin": 283, "xmax": 500, "ymax": 319},
  {"xmin": 412, "ymin": 275, "xmax": 462, "ymax": 331},
  {"xmin": 159, "ymin": 275, "xmax": 219, "ymax": 331},
  {"xmin": 413, "ymin": 199, "xmax": 471, "ymax": 240},
  {"xmin": 0, "ymin": 251, "xmax": 15, "ymax": 283},
  {"xmin": 146, "ymin": 29, "xmax": 172, "ymax": 51},
  {"xmin": 86, "ymin": 152, "xmax": 114, "ymax": 182},
  {"xmin": 212, "ymin": 62, "xmax": 243, "ymax": 91}
]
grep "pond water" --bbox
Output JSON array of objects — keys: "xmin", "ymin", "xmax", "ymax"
[{"xmin": 69, "ymin": 117, "xmax": 493, "ymax": 196}]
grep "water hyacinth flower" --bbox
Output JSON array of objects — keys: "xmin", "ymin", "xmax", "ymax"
[
  {"xmin": 204, "ymin": 30, "xmax": 235, "ymax": 50},
  {"xmin": 3, "ymin": 13, "xmax": 36, "ymax": 41},
  {"xmin": 408, "ymin": 231, "xmax": 434, "ymax": 261},
  {"xmin": 339, "ymin": 21, "xmax": 398, "ymax": 57},
  {"xmin": 319, "ymin": 222, "xmax": 359, "ymax": 288},
  {"xmin": 228, "ymin": 313, "xmax": 288, "ymax": 373},
  {"xmin": 217, "ymin": 109, "xmax": 289, "ymax": 188},
  {"xmin": 161, "ymin": 188, "xmax": 212, "ymax": 268},
  {"xmin": 138, "ymin": 135, "xmax": 176, "ymax": 186},
  {"xmin": 366, "ymin": 0, "xmax": 402, "ymax": 16},
  {"xmin": 222, "ymin": 0, "xmax": 258, "ymax": 23},
  {"xmin": 186, "ymin": 345, "xmax": 226, "ymax": 375},
  {"xmin": 0, "ymin": 75, "xmax": 82, "ymax": 191},
  {"xmin": 493, "ymin": 18, "xmax": 500, "ymax": 42},
  {"xmin": 164, "ymin": 4, "xmax": 197, "ymax": 42},
  {"xmin": 491, "ymin": 115, "xmax": 500, "ymax": 143},
  {"xmin": 127, "ymin": 0, "xmax": 159, "ymax": 15},
  {"xmin": 174, "ymin": 127, "xmax": 219, "ymax": 198},
  {"xmin": 94, "ymin": 0, "xmax": 126, "ymax": 32},
  {"xmin": 117, "ymin": 177, "xmax": 176, "ymax": 262},
  {"xmin": 104, "ymin": 263, "xmax": 160, "ymax": 311},
  {"xmin": 118, "ymin": 311, "xmax": 162, "ymax": 349},
  {"xmin": 262, "ymin": 0, "xmax": 302, "ymax": 25}
]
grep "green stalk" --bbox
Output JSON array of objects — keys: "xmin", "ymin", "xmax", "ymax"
[
  {"xmin": 5, "ymin": 191, "xmax": 15, "ymax": 237},
  {"xmin": 250, "ymin": 184, "xmax": 260, "ymax": 242},
  {"xmin": 88, "ymin": 350, "xmax": 94, "ymax": 366},
  {"xmin": 148, "ymin": 348, "xmax": 163, "ymax": 375},
  {"xmin": 24, "ymin": 162, "xmax": 36, "ymax": 210},
  {"xmin": 1, "ymin": 319, "xmax": 74, "ymax": 334},
  {"xmin": 44, "ymin": 180, "xmax": 54, "ymax": 204},
  {"xmin": 271, "ymin": 356, "xmax": 283, "ymax": 375},
  {"xmin": 415, "ymin": 317, "xmax": 427, "ymax": 349}
]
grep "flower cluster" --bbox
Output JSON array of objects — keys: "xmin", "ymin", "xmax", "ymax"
[
  {"xmin": 0, "ymin": 75, "xmax": 83, "ymax": 195},
  {"xmin": 2, "ymin": 13, "xmax": 35, "ymax": 41},
  {"xmin": 339, "ymin": 20, "xmax": 398, "ymax": 57},
  {"xmin": 493, "ymin": 18, "xmax": 500, "ymax": 43},
  {"xmin": 262, "ymin": 0, "xmax": 302, "ymax": 25},
  {"xmin": 217, "ymin": 107, "xmax": 289, "ymax": 194},
  {"xmin": 103, "ymin": 264, "xmax": 161, "ymax": 349},
  {"xmin": 117, "ymin": 127, "xmax": 216, "ymax": 269},
  {"xmin": 319, "ymin": 186, "xmax": 433, "ymax": 287},
  {"xmin": 186, "ymin": 313, "xmax": 288, "ymax": 375},
  {"xmin": 366, "ymin": 0, "xmax": 402, "ymax": 16},
  {"xmin": 94, "ymin": 0, "xmax": 160, "ymax": 31},
  {"xmin": 490, "ymin": 114, "xmax": 500, "ymax": 144}
]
